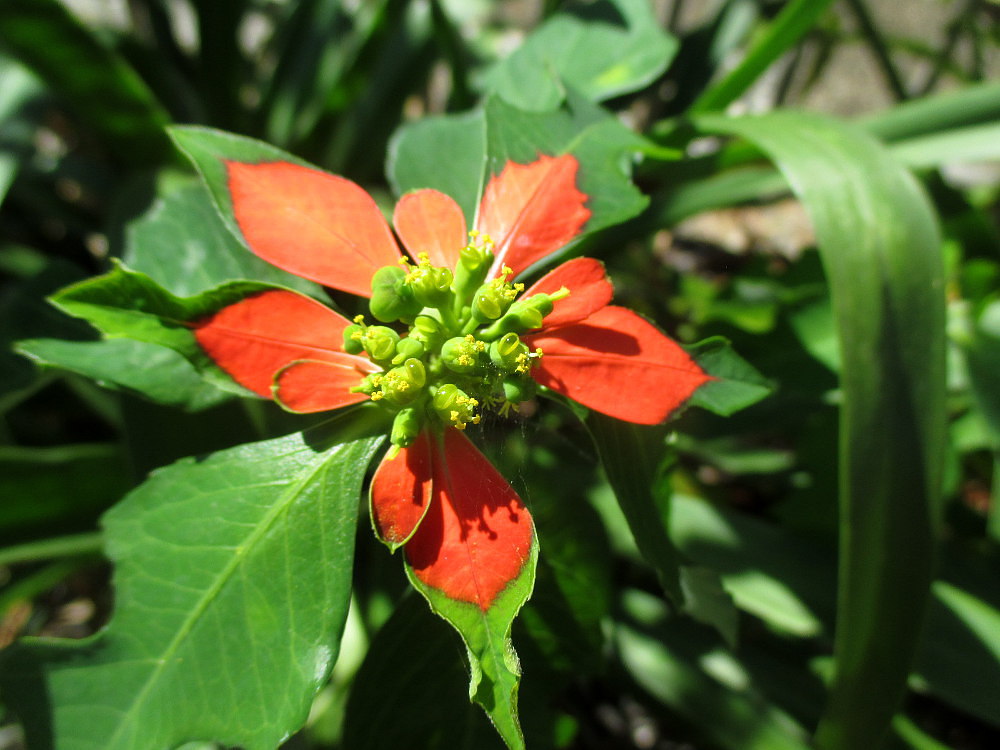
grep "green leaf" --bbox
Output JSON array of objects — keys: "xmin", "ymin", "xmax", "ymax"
[
  {"xmin": 122, "ymin": 175, "xmax": 323, "ymax": 297},
  {"xmin": 0, "ymin": 250, "xmax": 93, "ymax": 403},
  {"xmin": 0, "ymin": 444, "xmax": 128, "ymax": 537},
  {"xmin": 617, "ymin": 589, "xmax": 812, "ymax": 750},
  {"xmin": 697, "ymin": 111, "xmax": 947, "ymax": 750},
  {"xmin": 1, "ymin": 416, "xmax": 384, "ymax": 750},
  {"xmin": 0, "ymin": 55, "xmax": 44, "ymax": 205},
  {"xmin": 405, "ymin": 538, "xmax": 538, "ymax": 750},
  {"xmin": 0, "ymin": 0, "xmax": 171, "ymax": 165},
  {"xmin": 954, "ymin": 299, "xmax": 1000, "ymax": 542},
  {"xmin": 680, "ymin": 565, "xmax": 740, "ymax": 649},
  {"xmin": 916, "ymin": 579, "xmax": 1000, "ymax": 729},
  {"xmin": 686, "ymin": 336, "xmax": 773, "ymax": 416},
  {"xmin": 388, "ymin": 93, "xmax": 649, "ymax": 251},
  {"xmin": 517, "ymin": 469, "xmax": 613, "ymax": 677},
  {"xmin": 16, "ymin": 338, "xmax": 229, "ymax": 411},
  {"xmin": 48, "ymin": 262, "xmax": 285, "ymax": 396},
  {"xmin": 670, "ymin": 494, "xmax": 832, "ymax": 638},
  {"xmin": 888, "ymin": 122, "xmax": 1000, "ymax": 169},
  {"xmin": 861, "ymin": 81, "xmax": 1000, "ymax": 142},
  {"xmin": 787, "ymin": 296, "xmax": 840, "ymax": 372},
  {"xmin": 689, "ymin": 0, "xmax": 837, "ymax": 114},
  {"xmin": 343, "ymin": 595, "xmax": 504, "ymax": 750},
  {"xmin": 487, "ymin": 0, "xmax": 678, "ymax": 111},
  {"xmin": 586, "ymin": 413, "xmax": 683, "ymax": 605},
  {"xmin": 388, "ymin": 108, "xmax": 487, "ymax": 223}
]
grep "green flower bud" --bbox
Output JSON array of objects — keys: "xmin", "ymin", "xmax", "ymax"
[
  {"xmin": 515, "ymin": 293, "xmax": 554, "ymax": 321},
  {"xmin": 479, "ymin": 293, "xmax": 555, "ymax": 339},
  {"xmin": 362, "ymin": 325, "xmax": 399, "ymax": 363},
  {"xmin": 432, "ymin": 384, "xmax": 479, "ymax": 429},
  {"xmin": 471, "ymin": 285, "xmax": 509, "ymax": 322},
  {"xmin": 402, "ymin": 357, "xmax": 427, "ymax": 388},
  {"xmin": 390, "ymin": 407, "xmax": 423, "ymax": 448},
  {"xmin": 380, "ymin": 357, "xmax": 426, "ymax": 406},
  {"xmin": 453, "ymin": 239, "xmax": 493, "ymax": 303},
  {"xmin": 489, "ymin": 332, "xmax": 530, "ymax": 373},
  {"xmin": 342, "ymin": 323, "xmax": 365, "ymax": 354},
  {"xmin": 407, "ymin": 263, "xmax": 453, "ymax": 308},
  {"xmin": 391, "ymin": 336, "xmax": 425, "ymax": 365},
  {"xmin": 370, "ymin": 265, "xmax": 421, "ymax": 323},
  {"xmin": 441, "ymin": 335, "xmax": 486, "ymax": 374}
]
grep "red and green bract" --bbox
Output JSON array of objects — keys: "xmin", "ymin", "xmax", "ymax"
[{"xmin": 194, "ymin": 153, "xmax": 710, "ymax": 611}]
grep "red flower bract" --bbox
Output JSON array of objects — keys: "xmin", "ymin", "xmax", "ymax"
[
  {"xmin": 193, "ymin": 152, "xmax": 710, "ymax": 610},
  {"xmin": 373, "ymin": 429, "xmax": 532, "ymax": 611}
]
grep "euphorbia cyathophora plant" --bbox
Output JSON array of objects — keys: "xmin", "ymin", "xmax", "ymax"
[{"xmin": 187, "ymin": 149, "xmax": 711, "ymax": 743}]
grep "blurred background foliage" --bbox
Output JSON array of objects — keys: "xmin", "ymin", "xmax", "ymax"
[{"xmin": 1, "ymin": 0, "xmax": 999, "ymax": 749}]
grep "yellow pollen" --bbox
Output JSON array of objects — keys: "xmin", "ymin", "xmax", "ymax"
[
  {"xmin": 353, "ymin": 315, "xmax": 365, "ymax": 324},
  {"xmin": 370, "ymin": 391, "xmax": 384, "ymax": 401}
]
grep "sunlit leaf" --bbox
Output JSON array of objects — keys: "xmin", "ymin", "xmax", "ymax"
[
  {"xmin": 488, "ymin": 0, "xmax": 678, "ymax": 111},
  {"xmin": 698, "ymin": 111, "xmax": 946, "ymax": 750},
  {"xmin": 1, "ymin": 417, "xmax": 383, "ymax": 750}
]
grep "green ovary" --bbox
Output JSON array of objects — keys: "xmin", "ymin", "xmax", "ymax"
[{"xmin": 354, "ymin": 235, "xmax": 562, "ymax": 448}]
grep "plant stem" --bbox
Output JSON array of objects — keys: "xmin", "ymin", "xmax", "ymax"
[
  {"xmin": 0, "ymin": 532, "xmax": 104, "ymax": 568},
  {"xmin": 843, "ymin": 0, "xmax": 909, "ymax": 101}
]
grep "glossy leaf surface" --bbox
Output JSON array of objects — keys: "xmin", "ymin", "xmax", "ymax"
[
  {"xmin": 1, "ymin": 419, "xmax": 384, "ymax": 750},
  {"xmin": 121, "ymin": 176, "xmax": 322, "ymax": 298},
  {"xmin": 49, "ymin": 264, "xmax": 294, "ymax": 396},
  {"xmin": 168, "ymin": 127, "xmax": 315, "ymax": 256},
  {"xmin": 387, "ymin": 109, "xmax": 487, "ymax": 224},
  {"xmin": 17, "ymin": 338, "xmax": 229, "ymax": 412}
]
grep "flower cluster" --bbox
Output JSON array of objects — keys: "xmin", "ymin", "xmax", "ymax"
[{"xmin": 193, "ymin": 153, "xmax": 710, "ymax": 611}]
